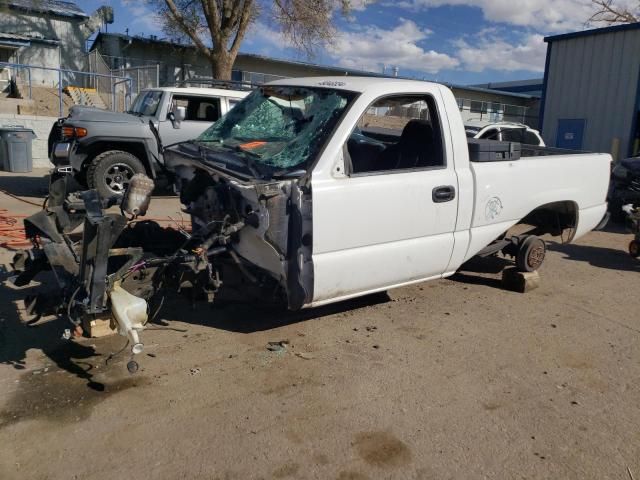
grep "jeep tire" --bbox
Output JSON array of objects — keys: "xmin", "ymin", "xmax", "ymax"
[{"xmin": 87, "ymin": 150, "xmax": 146, "ymax": 198}]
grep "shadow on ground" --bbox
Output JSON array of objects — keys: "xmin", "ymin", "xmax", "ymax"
[
  {"xmin": 0, "ymin": 174, "xmax": 49, "ymax": 197},
  {"xmin": 548, "ymin": 241, "xmax": 639, "ymax": 272},
  {"xmin": 0, "ymin": 266, "xmax": 114, "ymax": 390},
  {"xmin": 156, "ymin": 290, "xmax": 391, "ymax": 335},
  {"xmin": 449, "ymin": 255, "xmax": 512, "ymax": 290},
  {"xmin": 0, "ymin": 257, "xmax": 390, "ymax": 388}
]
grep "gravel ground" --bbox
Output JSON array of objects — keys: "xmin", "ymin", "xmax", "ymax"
[{"xmin": 0, "ymin": 170, "xmax": 638, "ymax": 480}]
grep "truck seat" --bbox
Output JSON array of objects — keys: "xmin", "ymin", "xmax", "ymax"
[{"xmin": 395, "ymin": 119, "xmax": 439, "ymax": 169}]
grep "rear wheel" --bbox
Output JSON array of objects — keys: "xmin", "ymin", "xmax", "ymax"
[
  {"xmin": 87, "ymin": 150, "xmax": 146, "ymax": 198},
  {"xmin": 516, "ymin": 235, "xmax": 546, "ymax": 272},
  {"xmin": 629, "ymin": 240, "xmax": 640, "ymax": 258}
]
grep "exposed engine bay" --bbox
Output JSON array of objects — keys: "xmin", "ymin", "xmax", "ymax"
[{"xmin": 10, "ymin": 161, "xmax": 313, "ymax": 372}]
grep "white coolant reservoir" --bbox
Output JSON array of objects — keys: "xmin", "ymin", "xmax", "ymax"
[{"xmin": 109, "ymin": 283, "xmax": 147, "ymax": 355}]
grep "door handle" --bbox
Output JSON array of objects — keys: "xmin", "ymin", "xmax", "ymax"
[{"xmin": 432, "ymin": 185, "xmax": 456, "ymax": 203}]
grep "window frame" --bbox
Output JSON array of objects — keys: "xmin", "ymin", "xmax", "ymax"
[{"xmin": 344, "ymin": 93, "xmax": 448, "ymax": 178}]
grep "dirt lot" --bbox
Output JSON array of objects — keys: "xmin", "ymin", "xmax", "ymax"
[{"xmin": 0, "ymin": 170, "xmax": 638, "ymax": 480}]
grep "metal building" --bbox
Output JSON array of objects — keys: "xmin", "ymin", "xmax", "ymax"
[{"xmin": 541, "ymin": 23, "xmax": 640, "ymax": 160}]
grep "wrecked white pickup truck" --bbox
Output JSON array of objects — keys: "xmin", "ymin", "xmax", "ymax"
[{"xmin": 11, "ymin": 77, "xmax": 611, "ymax": 370}]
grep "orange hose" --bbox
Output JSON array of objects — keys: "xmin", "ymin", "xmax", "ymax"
[
  {"xmin": 0, "ymin": 209, "xmax": 30, "ymax": 249},
  {"xmin": 0, "ymin": 209, "xmax": 191, "ymax": 251}
]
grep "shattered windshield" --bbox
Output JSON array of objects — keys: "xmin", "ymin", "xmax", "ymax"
[{"xmin": 196, "ymin": 86, "xmax": 356, "ymax": 174}]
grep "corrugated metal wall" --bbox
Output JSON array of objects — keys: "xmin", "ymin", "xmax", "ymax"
[{"xmin": 542, "ymin": 28, "xmax": 640, "ymax": 159}]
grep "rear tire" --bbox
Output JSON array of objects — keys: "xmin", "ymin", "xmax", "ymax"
[
  {"xmin": 630, "ymin": 240, "xmax": 640, "ymax": 258},
  {"xmin": 87, "ymin": 150, "xmax": 146, "ymax": 198},
  {"xmin": 516, "ymin": 235, "xmax": 546, "ymax": 272}
]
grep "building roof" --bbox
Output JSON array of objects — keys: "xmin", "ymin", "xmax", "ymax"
[
  {"xmin": 469, "ymin": 78, "xmax": 543, "ymax": 97},
  {"xmin": 5, "ymin": 0, "xmax": 88, "ymax": 19},
  {"xmin": 0, "ymin": 32, "xmax": 30, "ymax": 48},
  {"xmin": 0, "ymin": 31, "xmax": 60, "ymax": 46},
  {"xmin": 545, "ymin": 22, "xmax": 640, "ymax": 43}
]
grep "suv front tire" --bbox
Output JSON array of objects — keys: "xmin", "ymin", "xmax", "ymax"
[{"xmin": 87, "ymin": 150, "xmax": 146, "ymax": 198}]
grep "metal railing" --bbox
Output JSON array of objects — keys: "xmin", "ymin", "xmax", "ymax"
[
  {"xmin": 0, "ymin": 61, "xmax": 132, "ymax": 116},
  {"xmin": 457, "ymin": 98, "xmax": 537, "ymax": 126}
]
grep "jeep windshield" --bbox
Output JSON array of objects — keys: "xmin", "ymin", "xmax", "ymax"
[
  {"xmin": 129, "ymin": 90, "xmax": 163, "ymax": 116},
  {"xmin": 195, "ymin": 85, "xmax": 356, "ymax": 178}
]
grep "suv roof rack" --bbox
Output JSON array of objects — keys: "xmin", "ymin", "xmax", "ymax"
[{"xmin": 172, "ymin": 79, "xmax": 258, "ymax": 91}]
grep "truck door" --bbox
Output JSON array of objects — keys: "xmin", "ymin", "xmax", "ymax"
[
  {"xmin": 310, "ymin": 93, "xmax": 459, "ymax": 304},
  {"xmin": 158, "ymin": 95, "xmax": 222, "ymax": 146}
]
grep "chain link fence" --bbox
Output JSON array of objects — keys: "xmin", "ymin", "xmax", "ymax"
[{"xmin": 1, "ymin": 61, "xmax": 131, "ymax": 117}]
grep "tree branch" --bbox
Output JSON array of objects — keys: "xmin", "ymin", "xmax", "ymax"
[
  {"xmin": 163, "ymin": 0, "xmax": 213, "ymax": 58},
  {"xmin": 589, "ymin": 0, "xmax": 639, "ymax": 24},
  {"xmin": 229, "ymin": 1, "xmax": 255, "ymax": 56},
  {"xmin": 201, "ymin": 0, "xmax": 221, "ymax": 44}
]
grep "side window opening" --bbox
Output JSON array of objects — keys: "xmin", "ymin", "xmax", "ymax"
[
  {"xmin": 347, "ymin": 95, "xmax": 445, "ymax": 175},
  {"xmin": 171, "ymin": 96, "xmax": 221, "ymax": 122}
]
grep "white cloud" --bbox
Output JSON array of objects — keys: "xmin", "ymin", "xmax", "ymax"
[
  {"xmin": 328, "ymin": 19, "xmax": 460, "ymax": 74},
  {"xmin": 121, "ymin": 0, "xmax": 163, "ymax": 32},
  {"xmin": 245, "ymin": 18, "xmax": 459, "ymax": 75},
  {"xmin": 454, "ymin": 33, "xmax": 547, "ymax": 73},
  {"xmin": 387, "ymin": 0, "xmax": 639, "ymax": 32},
  {"xmin": 246, "ymin": 21, "xmax": 288, "ymax": 48}
]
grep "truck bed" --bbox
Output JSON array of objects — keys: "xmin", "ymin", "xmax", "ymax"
[{"xmin": 463, "ymin": 150, "xmax": 611, "ymax": 261}]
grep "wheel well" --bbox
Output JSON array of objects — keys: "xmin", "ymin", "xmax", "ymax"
[
  {"xmin": 518, "ymin": 201, "xmax": 578, "ymax": 243},
  {"xmin": 81, "ymin": 142, "xmax": 153, "ymax": 177}
]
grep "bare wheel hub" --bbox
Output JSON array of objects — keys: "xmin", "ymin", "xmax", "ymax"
[
  {"xmin": 105, "ymin": 163, "xmax": 135, "ymax": 193},
  {"xmin": 527, "ymin": 243, "xmax": 546, "ymax": 270}
]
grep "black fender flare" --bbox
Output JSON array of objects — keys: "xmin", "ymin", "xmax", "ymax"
[{"xmin": 76, "ymin": 136, "xmax": 161, "ymax": 178}]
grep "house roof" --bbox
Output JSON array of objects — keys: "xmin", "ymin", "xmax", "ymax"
[
  {"xmin": 0, "ymin": 32, "xmax": 30, "ymax": 48},
  {"xmin": 0, "ymin": 31, "xmax": 60, "ymax": 46},
  {"xmin": 545, "ymin": 22, "xmax": 640, "ymax": 43},
  {"xmin": 5, "ymin": 0, "xmax": 88, "ymax": 19}
]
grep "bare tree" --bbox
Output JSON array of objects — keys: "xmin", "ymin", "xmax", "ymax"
[
  {"xmin": 589, "ymin": 0, "xmax": 639, "ymax": 24},
  {"xmin": 152, "ymin": 0, "xmax": 355, "ymax": 81}
]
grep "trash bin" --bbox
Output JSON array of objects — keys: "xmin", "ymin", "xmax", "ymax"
[{"xmin": 0, "ymin": 126, "xmax": 37, "ymax": 173}]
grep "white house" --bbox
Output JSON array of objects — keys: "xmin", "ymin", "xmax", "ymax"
[{"xmin": 0, "ymin": 0, "xmax": 111, "ymax": 86}]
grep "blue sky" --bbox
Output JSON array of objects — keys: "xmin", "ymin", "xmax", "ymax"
[{"xmin": 80, "ymin": 0, "xmax": 618, "ymax": 85}]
